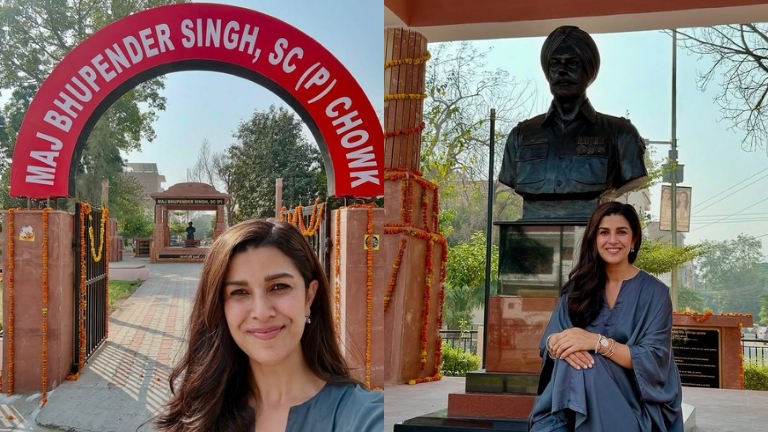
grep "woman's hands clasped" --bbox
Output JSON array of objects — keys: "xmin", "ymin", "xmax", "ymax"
[{"xmin": 547, "ymin": 328, "xmax": 599, "ymax": 370}]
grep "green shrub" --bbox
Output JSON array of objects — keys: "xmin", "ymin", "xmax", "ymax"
[
  {"xmin": 440, "ymin": 343, "xmax": 480, "ymax": 377},
  {"xmin": 745, "ymin": 364, "xmax": 768, "ymax": 391}
]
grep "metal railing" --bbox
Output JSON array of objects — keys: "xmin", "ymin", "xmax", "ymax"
[
  {"xmin": 742, "ymin": 338, "xmax": 768, "ymax": 366},
  {"xmin": 440, "ymin": 329, "xmax": 479, "ymax": 354}
]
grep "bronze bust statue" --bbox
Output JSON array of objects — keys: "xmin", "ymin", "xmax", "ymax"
[
  {"xmin": 499, "ymin": 26, "xmax": 648, "ymax": 221},
  {"xmin": 186, "ymin": 222, "xmax": 196, "ymax": 240}
]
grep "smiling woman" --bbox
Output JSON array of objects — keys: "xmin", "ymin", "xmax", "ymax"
[
  {"xmin": 531, "ymin": 202, "xmax": 683, "ymax": 432},
  {"xmin": 154, "ymin": 219, "xmax": 383, "ymax": 432}
]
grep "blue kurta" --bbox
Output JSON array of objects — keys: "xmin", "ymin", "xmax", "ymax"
[
  {"xmin": 285, "ymin": 383, "xmax": 383, "ymax": 432},
  {"xmin": 530, "ymin": 271, "xmax": 683, "ymax": 432}
]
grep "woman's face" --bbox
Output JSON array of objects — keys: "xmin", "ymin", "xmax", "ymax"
[
  {"xmin": 595, "ymin": 214, "xmax": 635, "ymax": 266},
  {"xmin": 223, "ymin": 246, "xmax": 317, "ymax": 368},
  {"xmin": 679, "ymin": 193, "xmax": 689, "ymax": 206},
  {"xmin": 662, "ymin": 188, "xmax": 671, "ymax": 200}
]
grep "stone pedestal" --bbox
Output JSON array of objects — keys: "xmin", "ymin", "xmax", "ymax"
[
  {"xmin": 672, "ymin": 313, "xmax": 753, "ymax": 390},
  {"xmin": 447, "ymin": 222, "xmax": 584, "ymax": 420},
  {"xmin": 332, "ymin": 208, "xmax": 385, "ymax": 389},
  {"xmin": 1, "ymin": 210, "xmax": 75, "ymax": 394}
]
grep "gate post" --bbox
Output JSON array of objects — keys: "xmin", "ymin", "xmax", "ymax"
[
  {"xmin": 1, "ymin": 209, "xmax": 75, "ymax": 395},
  {"xmin": 330, "ymin": 207, "xmax": 385, "ymax": 389}
]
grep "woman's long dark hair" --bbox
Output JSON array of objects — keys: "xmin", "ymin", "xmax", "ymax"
[
  {"xmin": 154, "ymin": 220, "xmax": 362, "ymax": 432},
  {"xmin": 562, "ymin": 201, "xmax": 642, "ymax": 328}
]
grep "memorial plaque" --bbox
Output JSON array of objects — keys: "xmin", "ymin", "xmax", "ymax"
[{"xmin": 672, "ymin": 327, "xmax": 721, "ymax": 388}]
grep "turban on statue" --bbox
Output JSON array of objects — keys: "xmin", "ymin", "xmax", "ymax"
[{"xmin": 540, "ymin": 26, "xmax": 601, "ymax": 85}]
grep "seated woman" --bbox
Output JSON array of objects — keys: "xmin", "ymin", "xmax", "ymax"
[
  {"xmin": 530, "ymin": 202, "xmax": 682, "ymax": 432},
  {"xmin": 154, "ymin": 219, "xmax": 383, "ymax": 432}
]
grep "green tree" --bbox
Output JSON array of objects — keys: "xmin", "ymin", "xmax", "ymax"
[
  {"xmin": 444, "ymin": 231, "xmax": 499, "ymax": 329},
  {"xmin": 0, "ymin": 0, "xmax": 183, "ymax": 209},
  {"xmin": 677, "ymin": 286, "xmax": 706, "ymax": 312},
  {"xmin": 421, "ymin": 43, "xmax": 535, "ymax": 242},
  {"xmin": 118, "ymin": 206, "xmax": 154, "ymax": 244},
  {"xmin": 758, "ymin": 295, "xmax": 768, "ymax": 325},
  {"xmin": 635, "ymin": 237, "xmax": 707, "ymax": 276},
  {"xmin": 228, "ymin": 105, "xmax": 325, "ymax": 221},
  {"xmin": 696, "ymin": 235, "xmax": 768, "ymax": 317},
  {"xmin": 169, "ymin": 211, "xmax": 187, "ymax": 239}
]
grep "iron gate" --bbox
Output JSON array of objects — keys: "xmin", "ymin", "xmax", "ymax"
[
  {"xmin": 284, "ymin": 202, "xmax": 331, "ymax": 276},
  {"xmin": 73, "ymin": 202, "xmax": 108, "ymax": 371}
]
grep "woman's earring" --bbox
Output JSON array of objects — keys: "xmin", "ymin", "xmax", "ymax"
[
  {"xmin": 630, "ymin": 247, "xmax": 635, "ymax": 253},
  {"xmin": 306, "ymin": 313, "xmax": 311, "ymax": 324}
]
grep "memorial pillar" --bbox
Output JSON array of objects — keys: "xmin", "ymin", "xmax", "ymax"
[
  {"xmin": 330, "ymin": 206, "xmax": 385, "ymax": 389},
  {"xmin": 1, "ymin": 210, "xmax": 75, "ymax": 397},
  {"xmin": 214, "ymin": 205, "xmax": 226, "ymax": 239},
  {"xmin": 151, "ymin": 204, "xmax": 166, "ymax": 263},
  {"xmin": 383, "ymin": 28, "xmax": 447, "ymax": 385}
]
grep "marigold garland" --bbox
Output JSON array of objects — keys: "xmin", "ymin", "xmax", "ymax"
[
  {"xmin": 384, "ymin": 122, "xmax": 426, "ymax": 139},
  {"xmin": 5, "ymin": 208, "xmax": 18, "ymax": 394},
  {"xmin": 420, "ymin": 239, "xmax": 434, "ymax": 370},
  {"xmin": 384, "ymin": 236, "xmax": 408, "ymax": 310},
  {"xmin": 384, "ymin": 167, "xmax": 447, "ymax": 384},
  {"xmin": 333, "ymin": 209, "xmax": 342, "ymax": 341},
  {"xmin": 281, "ymin": 200, "xmax": 325, "ymax": 236},
  {"xmin": 41, "ymin": 208, "xmax": 50, "ymax": 406},
  {"xmin": 86, "ymin": 205, "xmax": 107, "ymax": 262},
  {"xmin": 384, "ymin": 51, "xmax": 431, "ymax": 69},
  {"xmin": 365, "ymin": 205, "xmax": 374, "ymax": 387},
  {"xmin": 384, "ymin": 93, "xmax": 428, "ymax": 101}
]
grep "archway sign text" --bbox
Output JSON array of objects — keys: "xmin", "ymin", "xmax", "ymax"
[{"xmin": 10, "ymin": 3, "xmax": 382, "ymax": 199}]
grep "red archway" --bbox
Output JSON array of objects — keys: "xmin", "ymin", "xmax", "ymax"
[{"xmin": 10, "ymin": 3, "xmax": 382, "ymax": 199}]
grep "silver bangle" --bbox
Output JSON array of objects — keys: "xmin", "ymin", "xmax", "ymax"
[{"xmin": 545, "ymin": 334, "xmax": 556, "ymax": 359}]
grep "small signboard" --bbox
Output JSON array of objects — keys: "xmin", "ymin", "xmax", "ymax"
[{"xmin": 672, "ymin": 327, "xmax": 721, "ymax": 388}]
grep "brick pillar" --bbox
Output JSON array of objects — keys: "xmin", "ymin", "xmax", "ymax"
[
  {"xmin": 1, "ymin": 210, "xmax": 75, "ymax": 394},
  {"xmin": 214, "ymin": 205, "xmax": 226, "ymax": 239},
  {"xmin": 383, "ymin": 28, "xmax": 447, "ymax": 385},
  {"xmin": 330, "ymin": 207, "xmax": 385, "ymax": 389},
  {"xmin": 151, "ymin": 205, "xmax": 165, "ymax": 263}
]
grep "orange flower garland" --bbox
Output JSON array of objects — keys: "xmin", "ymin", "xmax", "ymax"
[
  {"xmin": 365, "ymin": 205, "xmax": 374, "ymax": 387},
  {"xmin": 87, "ymin": 206, "xmax": 107, "ymax": 262},
  {"xmin": 333, "ymin": 208, "xmax": 342, "ymax": 340},
  {"xmin": 281, "ymin": 201, "xmax": 325, "ymax": 236},
  {"xmin": 421, "ymin": 189, "xmax": 430, "ymax": 232},
  {"xmin": 420, "ymin": 239, "xmax": 434, "ymax": 370},
  {"xmin": 384, "ymin": 236, "xmax": 408, "ymax": 310},
  {"xmin": 384, "ymin": 168, "xmax": 447, "ymax": 384},
  {"xmin": 41, "ymin": 208, "xmax": 50, "ymax": 406},
  {"xmin": 384, "ymin": 122, "xmax": 426, "ymax": 139},
  {"xmin": 5, "ymin": 208, "xmax": 17, "ymax": 394}
]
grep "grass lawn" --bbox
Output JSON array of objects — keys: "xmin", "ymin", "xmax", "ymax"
[
  {"xmin": 0, "ymin": 279, "xmax": 142, "ymax": 329},
  {"xmin": 108, "ymin": 279, "xmax": 143, "ymax": 312}
]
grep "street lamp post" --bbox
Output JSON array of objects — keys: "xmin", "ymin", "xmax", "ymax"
[
  {"xmin": 644, "ymin": 30, "xmax": 681, "ymax": 310},
  {"xmin": 670, "ymin": 29, "xmax": 679, "ymax": 311}
]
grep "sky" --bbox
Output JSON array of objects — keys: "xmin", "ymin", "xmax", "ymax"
[
  {"xmin": 447, "ymin": 29, "xmax": 768, "ymax": 258},
  {"xmin": 121, "ymin": 0, "xmax": 383, "ymax": 188}
]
